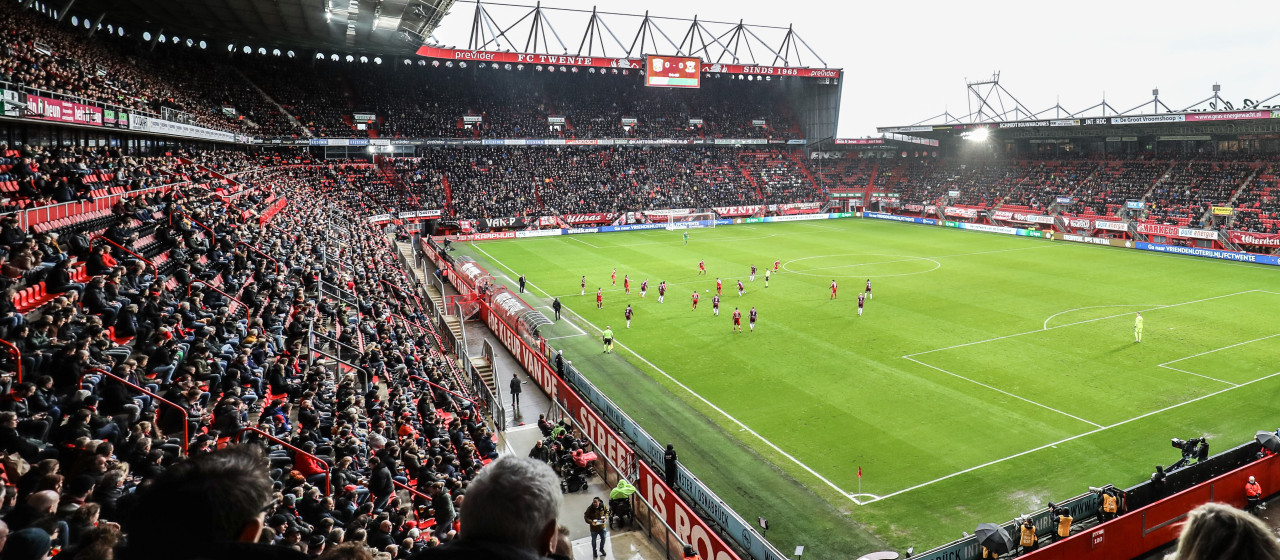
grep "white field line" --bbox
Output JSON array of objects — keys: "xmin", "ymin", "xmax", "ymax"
[
  {"xmin": 544, "ymin": 333, "xmax": 589, "ymax": 341},
  {"xmin": 469, "ymin": 243, "xmax": 871, "ymax": 505},
  {"xmin": 1158, "ymin": 365, "xmax": 1239, "ymax": 387},
  {"xmin": 907, "ymin": 290, "xmax": 1263, "ymax": 358},
  {"xmin": 903, "ymin": 356, "xmax": 1104, "ymax": 428},
  {"xmin": 567, "ymin": 236, "xmax": 601, "ymax": 249},
  {"xmin": 863, "ymin": 368, "xmax": 1280, "ymax": 504},
  {"xmin": 1042, "ymin": 305, "xmax": 1156, "ymax": 330},
  {"xmin": 1155, "ymin": 333, "xmax": 1280, "ymax": 386},
  {"xmin": 534, "ymin": 305, "xmax": 588, "ymax": 336}
]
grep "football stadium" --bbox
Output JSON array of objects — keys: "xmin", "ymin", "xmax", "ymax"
[{"xmin": 0, "ymin": 0, "xmax": 1277, "ymax": 559}]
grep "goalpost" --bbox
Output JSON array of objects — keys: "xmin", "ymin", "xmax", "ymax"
[{"xmin": 665, "ymin": 212, "xmax": 718, "ymax": 230}]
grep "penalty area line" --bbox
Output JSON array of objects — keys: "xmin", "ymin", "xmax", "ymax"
[{"xmin": 902, "ymin": 356, "xmax": 1104, "ymax": 428}]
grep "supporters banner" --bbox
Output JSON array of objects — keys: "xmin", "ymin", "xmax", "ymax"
[
  {"xmin": 1137, "ymin": 223, "xmax": 1179, "ymax": 236},
  {"xmin": 1095, "ymin": 220, "xmax": 1130, "ymax": 232},
  {"xmin": 25, "ymin": 95, "xmax": 103, "ymax": 127},
  {"xmin": 1184, "ymin": 110, "xmax": 1271, "ymax": 122},
  {"xmin": 1228, "ymin": 231, "xmax": 1280, "ymax": 247},
  {"xmin": 480, "ymin": 217, "xmax": 528, "ymax": 229},
  {"xmin": 637, "ymin": 461, "xmax": 741, "ymax": 560},
  {"xmin": 1135, "ymin": 242, "xmax": 1280, "ymax": 265},
  {"xmin": 778, "ymin": 202, "xmax": 822, "ymax": 211},
  {"xmin": 1056, "ymin": 196, "xmax": 1075, "ymax": 204},
  {"xmin": 537, "ymin": 216, "xmax": 558, "ymax": 227},
  {"xmin": 1178, "ymin": 228, "xmax": 1219, "ymax": 240},
  {"xmin": 944, "ymin": 207, "xmax": 979, "ymax": 219},
  {"xmin": 562, "ymin": 213, "xmax": 618, "ymax": 224},
  {"xmin": 1211, "ymin": 206, "xmax": 1234, "ymax": 216},
  {"xmin": 992, "ymin": 211, "xmax": 1013, "ymax": 220},
  {"xmin": 712, "ymin": 205, "xmax": 763, "ymax": 217},
  {"xmin": 1069, "ymin": 218, "xmax": 1093, "ymax": 228},
  {"xmin": 398, "ymin": 210, "xmax": 442, "ymax": 219},
  {"xmin": 1125, "ymin": 201, "xmax": 1145, "ymax": 209},
  {"xmin": 904, "ymin": 204, "xmax": 928, "ymax": 213},
  {"xmin": 948, "ymin": 190, "xmax": 961, "ymax": 197},
  {"xmin": 834, "ymin": 138, "xmax": 885, "ymax": 145}
]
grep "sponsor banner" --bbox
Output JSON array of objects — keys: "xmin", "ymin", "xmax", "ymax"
[
  {"xmin": 562, "ymin": 213, "xmax": 618, "ymax": 224},
  {"xmin": 1056, "ymin": 196, "xmax": 1075, "ymax": 204},
  {"xmin": 1095, "ymin": 220, "xmax": 1129, "ymax": 232},
  {"xmin": 470, "ymin": 231, "xmax": 517, "ymax": 241},
  {"xmin": 948, "ymin": 190, "xmax": 961, "ymax": 197},
  {"xmin": 1229, "ymin": 231, "xmax": 1280, "ymax": 247},
  {"xmin": 944, "ymin": 221, "xmax": 1045, "ymax": 237},
  {"xmin": 1069, "ymin": 218, "xmax": 1093, "ymax": 228},
  {"xmin": 864, "ymin": 212, "xmax": 938, "ymax": 225},
  {"xmin": 565, "ymin": 139, "xmax": 599, "ymax": 146},
  {"xmin": 514, "ymin": 229, "xmax": 564, "ymax": 238},
  {"xmin": 992, "ymin": 211, "xmax": 1013, "ymax": 220},
  {"xmin": 1055, "ymin": 233, "xmax": 1132, "ymax": 247},
  {"xmin": 1212, "ymin": 206, "xmax": 1234, "ymax": 216},
  {"xmin": 636, "ymin": 461, "xmax": 740, "ymax": 560},
  {"xmin": 1050, "ymin": 119, "xmax": 1081, "ymax": 126},
  {"xmin": 126, "ymin": 115, "xmax": 236, "ymax": 142},
  {"xmin": 1178, "ymin": 228, "xmax": 1219, "ymax": 240},
  {"xmin": 462, "ymin": 115, "xmax": 483, "ymax": 123},
  {"xmin": 1125, "ymin": 201, "xmax": 1145, "ymax": 210},
  {"xmin": 25, "ymin": 95, "xmax": 103, "ymax": 126},
  {"xmin": 834, "ymin": 138, "xmax": 885, "ymax": 145},
  {"xmin": 777, "ymin": 202, "xmax": 822, "ymax": 211},
  {"xmin": 786, "ymin": 139, "xmax": 806, "ymax": 145},
  {"xmin": 945, "ymin": 207, "xmax": 979, "ymax": 219},
  {"xmin": 751, "ymin": 119, "xmax": 767, "ymax": 126},
  {"xmin": 1028, "ymin": 215, "xmax": 1057, "ymax": 225},
  {"xmin": 366, "ymin": 213, "xmax": 394, "ymax": 224},
  {"xmin": 712, "ymin": 205, "xmax": 763, "ymax": 217},
  {"xmin": 1113, "ymin": 115, "xmax": 1185, "ymax": 124},
  {"xmin": 877, "ymin": 125, "xmax": 933, "ymax": 133},
  {"xmin": 644, "ymin": 208, "xmax": 695, "ymax": 217},
  {"xmin": 758, "ymin": 213, "xmax": 831, "ymax": 223},
  {"xmin": 1137, "ymin": 223, "xmax": 1179, "ymax": 236},
  {"xmin": 370, "ymin": 139, "xmax": 391, "ymax": 146},
  {"xmin": 547, "ymin": 116, "xmax": 566, "ymax": 124},
  {"xmin": 600, "ymin": 223, "xmax": 669, "ymax": 233},
  {"xmin": 566, "ymin": 227, "xmax": 600, "ymax": 234},
  {"xmin": 1135, "ymin": 242, "xmax": 1280, "ymax": 265},
  {"xmin": 415, "ymin": 45, "xmax": 839, "ymax": 79},
  {"xmin": 712, "ymin": 138, "xmax": 768, "ymax": 145},
  {"xmin": 480, "ymin": 217, "xmax": 528, "ymax": 229},
  {"xmin": 1184, "ymin": 110, "xmax": 1271, "ymax": 122}
]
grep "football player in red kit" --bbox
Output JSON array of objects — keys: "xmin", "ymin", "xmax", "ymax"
[
  {"xmin": 597, "ymin": 288, "xmax": 603, "ymax": 309},
  {"xmin": 716, "ymin": 278, "xmax": 723, "ymax": 295},
  {"xmin": 698, "ymin": 260, "xmax": 706, "ymax": 276},
  {"xmin": 691, "ymin": 290, "xmax": 700, "ymax": 310},
  {"xmin": 611, "ymin": 268, "xmax": 617, "ymax": 285},
  {"xmin": 624, "ymin": 275, "xmax": 630, "ymax": 294},
  {"xmin": 732, "ymin": 307, "xmax": 742, "ymax": 333},
  {"xmin": 830, "ymin": 280, "xmax": 838, "ymax": 300},
  {"xmin": 774, "ymin": 259, "xmax": 780, "ymax": 273}
]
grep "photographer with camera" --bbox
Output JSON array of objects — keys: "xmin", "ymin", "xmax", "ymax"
[{"xmin": 1246, "ymin": 476, "xmax": 1264, "ymax": 514}]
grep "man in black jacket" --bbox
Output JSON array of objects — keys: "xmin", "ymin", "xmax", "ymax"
[{"xmin": 369, "ymin": 455, "xmax": 394, "ymax": 512}]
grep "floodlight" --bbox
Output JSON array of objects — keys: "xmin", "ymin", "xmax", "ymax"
[
  {"xmin": 243, "ymin": 46, "xmax": 252, "ymax": 54},
  {"xmin": 287, "ymin": 50, "xmax": 295, "ymax": 58},
  {"xmin": 360, "ymin": 56, "xmax": 368, "ymax": 63},
  {"xmin": 374, "ymin": 57, "xmax": 382, "ymax": 64},
  {"xmin": 504, "ymin": 63, "xmax": 511, "ymax": 70},
  {"xmin": 200, "ymin": 41, "xmax": 207, "ymax": 49},
  {"xmin": 345, "ymin": 55, "xmax": 354, "ymax": 62},
  {"xmin": 117, "ymin": 27, "xmax": 124, "ymax": 36},
  {"xmin": 142, "ymin": 31, "xmax": 151, "ymax": 41},
  {"xmin": 963, "ymin": 127, "xmax": 990, "ymax": 142},
  {"xmin": 258, "ymin": 47, "xmax": 267, "ymax": 55},
  {"xmin": 273, "ymin": 49, "xmax": 282, "ymax": 56},
  {"xmin": 478, "ymin": 62, "xmax": 485, "ymax": 68},
  {"xmin": 458, "ymin": 61, "xmax": 466, "ymax": 68},
  {"xmin": 517, "ymin": 64, "xmax": 524, "ymax": 71}
]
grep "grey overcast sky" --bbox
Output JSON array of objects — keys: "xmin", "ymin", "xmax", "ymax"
[{"xmin": 429, "ymin": 0, "xmax": 1280, "ymax": 137}]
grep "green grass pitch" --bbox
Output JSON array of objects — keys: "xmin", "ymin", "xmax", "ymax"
[{"xmin": 454, "ymin": 218, "xmax": 1280, "ymax": 556}]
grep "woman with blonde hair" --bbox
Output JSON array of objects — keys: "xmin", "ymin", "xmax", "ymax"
[{"xmin": 1167, "ymin": 502, "xmax": 1280, "ymax": 560}]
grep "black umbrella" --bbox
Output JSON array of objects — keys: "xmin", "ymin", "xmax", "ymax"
[
  {"xmin": 1256, "ymin": 430, "xmax": 1280, "ymax": 453},
  {"xmin": 975, "ymin": 523, "xmax": 1015, "ymax": 555}
]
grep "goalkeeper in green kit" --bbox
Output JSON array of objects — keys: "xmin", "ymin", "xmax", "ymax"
[{"xmin": 1134, "ymin": 312, "xmax": 1143, "ymax": 343}]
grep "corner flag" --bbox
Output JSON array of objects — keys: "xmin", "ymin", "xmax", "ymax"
[{"xmin": 857, "ymin": 466, "xmax": 862, "ymax": 478}]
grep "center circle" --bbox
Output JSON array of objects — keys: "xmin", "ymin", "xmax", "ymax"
[{"xmin": 783, "ymin": 253, "xmax": 941, "ymax": 278}]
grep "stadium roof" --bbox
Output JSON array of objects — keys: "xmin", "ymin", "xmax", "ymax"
[{"xmin": 67, "ymin": 0, "xmax": 455, "ymax": 53}]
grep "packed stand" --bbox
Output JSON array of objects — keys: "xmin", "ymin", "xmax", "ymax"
[
  {"xmin": 0, "ymin": 146, "xmax": 502, "ymax": 559},
  {"xmin": 1144, "ymin": 162, "xmax": 1253, "ymax": 227},
  {"xmin": 1231, "ymin": 166, "xmax": 1280, "ymax": 234}
]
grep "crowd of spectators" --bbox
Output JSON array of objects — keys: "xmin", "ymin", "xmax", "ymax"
[{"xmin": 0, "ymin": 145, "xmax": 508, "ymax": 559}]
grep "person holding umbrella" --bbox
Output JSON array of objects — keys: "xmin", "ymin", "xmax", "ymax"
[{"xmin": 974, "ymin": 523, "xmax": 1013, "ymax": 558}]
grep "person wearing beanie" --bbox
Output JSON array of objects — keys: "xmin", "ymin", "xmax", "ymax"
[{"xmin": 5, "ymin": 527, "xmax": 51, "ymax": 560}]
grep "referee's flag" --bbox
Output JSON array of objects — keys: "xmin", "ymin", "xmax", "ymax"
[{"xmin": 857, "ymin": 466, "xmax": 863, "ymax": 478}]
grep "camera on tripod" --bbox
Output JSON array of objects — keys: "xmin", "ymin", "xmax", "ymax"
[{"xmin": 1168, "ymin": 437, "xmax": 1208, "ymax": 471}]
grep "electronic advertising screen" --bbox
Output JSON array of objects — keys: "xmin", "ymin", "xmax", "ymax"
[{"xmin": 645, "ymin": 56, "xmax": 701, "ymax": 88}]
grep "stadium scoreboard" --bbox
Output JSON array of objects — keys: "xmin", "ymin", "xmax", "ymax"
[{"xmin": 645, "ymin": 56, "xmax": 701, "ymax": 88}]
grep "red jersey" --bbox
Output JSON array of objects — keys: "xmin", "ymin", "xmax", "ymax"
[
  {"xmin": 692, "ymin": 292, "xmax": 700, "ymax": 303},
  {"xmin": 858, "ymin": 294, "xmax": 865, "ymax": 307},
  {"xmin": 624, "ymin": 277, "xmax": 630, "ymax": 288},
  {"xmin": 831, "ymin": 281, "xmax": 838, "ymax": 293},
  {"xmin": 732, "ymin": 310, "xmax": 742, "ymax": 323},
  {"xmin": 596, "ymin": 290, "xmax": 603, "ymax": 303},
  {"xmin": 774, "ymin": 260, "xmax": 780, "ymax": 270},
  {"xmin": 716, "ymin": 279, "xmax": 723, "ymax": 290},
  {"xmin": 699, "ymin": 260, "xmax": 706, "ymax": 270}
]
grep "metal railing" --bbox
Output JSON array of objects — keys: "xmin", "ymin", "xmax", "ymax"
[
  {"xmin": 187, "ymin": 280, "xmax": 249, "ymax": 316},
  {"xmin": 0, "ymin": 339, "xmax": 21, "ymax": 384},
  {"xmin": 89, "ymin": 236, "xmax": 159, "ymax": 278},
  {"xmin": 86, "ymin": 367, "xmax": 188, "ymax": 456},
  {"xmin": 237, "ymin": 427, "xmax": 331, "ymax": 495},
  {"xmin": 235, "ymin": 241, "xmax": 285, "ymax": 274},
  {"xmin": 1, "ymin": 182, "xmax": 185, "ymax": 231},
  {"xmin": 169, "ymin": 211, "xmax": 217, "ymax": 240}
]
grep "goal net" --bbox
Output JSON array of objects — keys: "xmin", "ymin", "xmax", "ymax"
[{"xmin": 665, "ymin": 212, "xmax": 718, "ymax": 230}]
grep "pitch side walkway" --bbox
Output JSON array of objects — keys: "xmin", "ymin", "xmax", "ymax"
[{"xmin": 399, "ymin": 239, "xmax": 661, "ymax": 560}]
